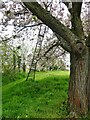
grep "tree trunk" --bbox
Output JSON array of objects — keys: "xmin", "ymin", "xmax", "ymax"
[
  {"xmin": 87, "ymin": 48, "xmax": 90, "ymax": 111},
  {"xmin": 22, "ymin": 61, "xmax": 26, "ymax": 72},
  {"xmin": 18, "ymin": 56, "xmax": 21, "ymax": 72},
  {"xmin": 13, "ymin": 52, "xmax": 16, "ymax": 71},
  {"xmin": 68, "ymin": 51, "xmax": 89, "ymax": 116}
]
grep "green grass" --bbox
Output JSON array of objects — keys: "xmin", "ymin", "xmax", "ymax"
[
  {"xmin": 2, "ymin": 70, "xmax": 70, "ymax": 118},
  {"xmin": 2, "ymin": 71, "xmax": 26, "ymax": 86}
]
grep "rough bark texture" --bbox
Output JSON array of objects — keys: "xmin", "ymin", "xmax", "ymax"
[
  {"xmin": 68, "ymin": 52, "xmax": 88, "ymax": 116},
  {"xmin": 87, "ymin": 47, "xmax": 90, "ymax": 111},
  {"xmin": 87, "ymin": 34, "xmax": 90, "ymax": 110}
]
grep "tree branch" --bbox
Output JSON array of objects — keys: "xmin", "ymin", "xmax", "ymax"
[
  {"xmin": 0, "ymin": 35, "xmax": 17, "ymax": 43},
  {"xmin": 71, "ymin": 2, "xmax": 85, "ymax": 39},
  {"xmin": 17, "ymin": 23, "xmax": 43, "ymax": 33},
  {"xmin": 43, "ymin": 41, "xmax": 60, "ymax": 57},
  {"xmin": 56, "ymin": 34, "xmax": 71, "ymax": 53},
  {"xmin": 72, "ymin": 2, "xmax": 82, "ymax": 17},
  {"xmin": 22, "ymin": 1, "xmax": 79, "ymax": 53},
  {"xmin": 40, "ymin": 49, "xmax": 66, "ymax": 68}
]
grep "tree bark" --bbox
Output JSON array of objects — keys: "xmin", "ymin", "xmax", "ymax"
[
  {"xmin": 86, "ymin": 34, "xmax": 90, "ymax": 110},
  {"xmin": 68, "ymin": 51, "xmax": 89, "ymax": 116}
]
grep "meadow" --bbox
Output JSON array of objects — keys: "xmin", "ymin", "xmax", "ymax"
[{"xmin": 2, "ymin": 70, "xmax": 69, "ymax": 118}]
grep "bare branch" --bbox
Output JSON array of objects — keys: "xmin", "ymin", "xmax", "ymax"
[
  {"xmin": 43, "ymin": 41, "xmax": 60, "ymax": 56},
  {"xmin": 17, "ymin": 23, "xmax": 43, "ymax": 33},
  {"xmin": 0, "ymin": 35, "xmax": 17, "ymax": 43}
]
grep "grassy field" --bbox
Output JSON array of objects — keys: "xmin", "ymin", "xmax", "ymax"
[{"xmin": 2, "ymin": 70, "xmax": 70, "ymax": 118}]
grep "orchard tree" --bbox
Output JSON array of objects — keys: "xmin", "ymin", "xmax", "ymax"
[
  {"xmin": 0, "ymin": 1, "xmax": 67, "ymax": 73},
  {"xmin": 22, "ymin": 0, "xmax": 90, "ymax": 116}
]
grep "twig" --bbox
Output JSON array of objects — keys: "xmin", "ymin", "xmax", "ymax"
[{"xmin": 17, "ymin": 23, "xmax": 43, "ymax": 33}]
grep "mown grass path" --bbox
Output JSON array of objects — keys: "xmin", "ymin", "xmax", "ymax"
[{"xmin": 2, "ymin": 71, "xmax": 69, "ymax": 91}]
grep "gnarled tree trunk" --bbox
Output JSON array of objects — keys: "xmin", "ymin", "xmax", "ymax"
[{"xmin": 68, "ymin": 49, "xmax": 90, "ymax": 116}]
